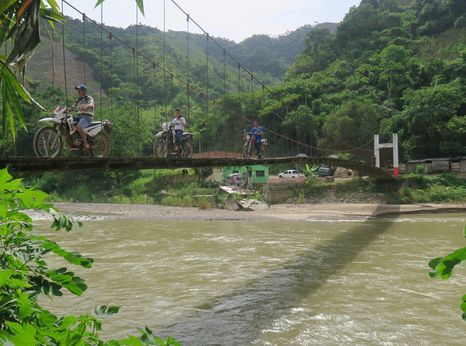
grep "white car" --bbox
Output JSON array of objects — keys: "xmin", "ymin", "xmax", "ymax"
[{"xmin": 278, "ymin": 169, "xmax": 305, "ymax": 178}]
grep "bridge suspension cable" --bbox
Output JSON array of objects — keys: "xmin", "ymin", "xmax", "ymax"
[
  {"xmin": 58, "ymin": 0, "xmax": 358, "ymax": 159},
  {"xmin": 169, "ymin": 0, "xmax": 273, "ymax": 95},
  {"xmin": 60, "ymin": 0, "xmax": 68, "ymax": 104}
]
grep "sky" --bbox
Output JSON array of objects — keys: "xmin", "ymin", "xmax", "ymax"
[{"xmin": 62, "ymin": 0, "xmax": 361, "ymax": 43}]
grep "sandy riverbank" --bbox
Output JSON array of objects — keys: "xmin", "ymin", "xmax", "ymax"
[{"xmin": 53, "ymin": 202, "xmax": 466, "ymax": 222}]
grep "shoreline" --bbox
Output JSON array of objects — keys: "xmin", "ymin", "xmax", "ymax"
[{"xmin": 52, "ymin": 202, "xmax": 466, "ymax": 222}]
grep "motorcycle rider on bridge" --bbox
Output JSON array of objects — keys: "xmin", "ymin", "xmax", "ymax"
[
  {"xmin": 250, "ymin": 119, "xmax": 265, "ymax": 158},
  {"xmin": 171, "ymin": 108, "xmax": 187, "ymax": 154},
  {"xmin": 72, "ymin": 84, "xmax": 94, "ymax": 150}
]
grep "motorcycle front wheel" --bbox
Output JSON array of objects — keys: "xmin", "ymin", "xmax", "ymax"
[
  {"xmin": 153, "ymin": 137, "xmax": 168, "ymax": 158},
  {"xmin": 242, "ymin": 142, "xmax": 253, "ymax": 159},
  {"xmin": 33, "ymin": 126, "xmax": 63, "ymax": 158},
  {"xmin": 91, "ymin": 132, "xmax": 111, "ymax": 157}
]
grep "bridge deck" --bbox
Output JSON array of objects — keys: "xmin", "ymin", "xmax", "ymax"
[{"xmin": 0, "ymin": 156, "xmax": 392, "ymax": 179}]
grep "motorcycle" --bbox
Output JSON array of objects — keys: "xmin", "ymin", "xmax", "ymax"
[
  {"xmin": 242, "ymin": 131, "xmax": 267, "ymax": 159},
  {"xmin": 33, "ymin": 105, "xmax": 112, "ymax": 158},
  {"xmin": 153, "ymin": 121, "xmax": 193, "ymax": 158}
]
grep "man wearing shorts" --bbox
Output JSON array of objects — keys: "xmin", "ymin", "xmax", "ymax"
[{"xmin": 72, "ymin": 84, "xmax": 94, "ymax": 150}]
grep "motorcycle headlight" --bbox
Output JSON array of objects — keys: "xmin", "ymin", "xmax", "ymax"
[{"xmin": 103, "ymin": 121, "xmax": 112, "ymax": 133}]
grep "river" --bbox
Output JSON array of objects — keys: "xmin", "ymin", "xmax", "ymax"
[{"xmin": 36, "ymin": 209, "xmax": 466, "ymax": 345}]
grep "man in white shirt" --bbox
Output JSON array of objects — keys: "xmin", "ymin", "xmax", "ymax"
[
  {"xmin": 171, "ymin": 108, "xmax": 187, "ymax": 154},
  {"xmin": 72, "ymin": 84, "xmax": 94, "ymax": 150}
]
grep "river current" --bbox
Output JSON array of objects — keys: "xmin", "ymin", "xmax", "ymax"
[{"xmin": 37, "ymin": 212, "xmax": 466, "ymax": 345}]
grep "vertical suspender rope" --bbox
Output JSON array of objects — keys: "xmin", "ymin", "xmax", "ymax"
[
  {"xmin": 82, "ymin": 13, "xmax": 86, "ymax": 84},
  {"xmin": 223, "ymin": 48, "xmax": 226, "ymax": 117},
  {"xmin": 61, "ymin": 0, "xmax": 68, "ymax": 104},
  {"xmin": 48, "ymin": 30, "xmax": 55, "ymax": 109},
  {"xmin": 237, "ymin": 63, "xmax": 241, "ymax": 96},
  {"xmin": 186, "ymin": 14, "xmax": 190, "ymax": 117},
  {"xmin": 163, "ymin": 0, "xmax": 167, "ymax": 116},
  {"xmin": 249, "ymin": 74, "xmax": 253, "ymax": 117},
  {"xmin": 205, "ymin": 33, "xmax": 209, "ymax": 118},
  {"xmin": 170, "ymin": 73, "xmax": 174, "ymax": 109},
  {"xmin": 236, "ymin": 63, "xmax": 241, "ymax": 147},
  {"xmin": 132, "ymin": 47, "xmax": 136, "ymax": 155},
  {"xmin": 135, "ymin": 5, "xmax": 140, "ymax": 153},
  {"xmin": 2, "ymin": 41, "xmax": 6, "ymax": 156},
  {"xmin": 99, "ymin": 4, "xmax": 103, "ymax": 122},
  {"xmin": 109, "ymin": 32, "xmax": 113, "ymax": 118},
  {"xmin": 153, "ymin": 63, "xmax": 157, "ymax": 129},
  {"xmin": 51, "ymin": 37, "xmax": 55, "ymax": 108}
]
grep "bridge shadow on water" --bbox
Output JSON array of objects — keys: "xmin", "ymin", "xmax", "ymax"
[{"xmin": 157, "ymin": 204, "xmax": 400, "ymax": 345}]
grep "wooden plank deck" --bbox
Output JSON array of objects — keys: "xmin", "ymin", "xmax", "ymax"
[{"xmin": 0, "ymin": 156, "xmax": 392, "ymax": 179}]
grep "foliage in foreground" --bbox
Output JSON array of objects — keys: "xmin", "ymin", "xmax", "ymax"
[
  {"xmin": 0, "ymin": 168, "xmax": 179, "ymax": 345},
  {"xmin": 429, "ymin": 225, "xmax": 466, "ymax": 321}
]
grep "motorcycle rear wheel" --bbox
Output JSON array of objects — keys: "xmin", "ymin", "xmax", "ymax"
[
  {"xmin": 182, "ymin": 139, "xmax": 193, "ymax": 158},
  {"xmin": 91, "ymin": 132, "xmax": 110, "ymax": 157},
  {"xmin": 33, "ymin": 126, "xmax": 63, "ymax": 158},
  {"xmin": 153, "ymin": 137, "xmax": 168, "ymax": 158}
]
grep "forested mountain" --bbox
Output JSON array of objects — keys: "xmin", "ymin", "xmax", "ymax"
[
  {"xmin": 18, "ymin": 0, "xmax": 466, "ymax": 163},
  {"xmin": 26, "ymin": 18, "xmax": 326, "ymax": 94},
  {"xmin": 20, "ymin": 17, "xmax": 336, "ymax": 156},
  {"xmin": 263, "ymin": 0, "xmax": 466, "ymax": 160}
]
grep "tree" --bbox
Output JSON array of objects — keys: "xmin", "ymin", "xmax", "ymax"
[
  {"xmin": 319, "ymin": 99, "xmax": 379, "ymax": 151},
  {"xmin": 0, "ymin": 168, "xmax": 178, "ymax": 344},
  {"xmin": 398, "ymin": 79, "xmax": 465, "ymax": 158},
  {"xmin": 0, "ymin": 0, "xmax": 144, "ymax": 143}
]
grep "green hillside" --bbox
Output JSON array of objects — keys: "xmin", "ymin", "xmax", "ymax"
[
  {"xmin": 19, "ymin": 17, "xmax": 336, "ymax": 157},
  {"xmin": 18, "ymin": 0, "xmax": 466, "ymax": 163},
  {"xmin": 260, "ymin": 0, "xmax": 466, "ymax": 161},
  {"xmin": 26, "ymin": 17, "xmax": 321, "ymax": 96}
]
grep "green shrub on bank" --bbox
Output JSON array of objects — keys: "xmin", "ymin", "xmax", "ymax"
[
  {"xmin": 0, "ymin": 169, "xmax": 180, "ymax": 346},
  {"xmin": 0, "ymin": 168, "xmax": 179, "ymax": 345},
  {"xmin": 301, "ymin": 173, "xmax": 466, "ymax": 204},
  {"xmin": 399, "ymin": 173, "xmax": 466, "ymax": 203}
]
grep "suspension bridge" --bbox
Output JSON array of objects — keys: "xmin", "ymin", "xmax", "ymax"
[
  {"xmin": 0, "ymin": 156, "xmax": 391, "ymax": 179},
  {"xmin": 1, "ymin": 0, "xmax": 393, "ymax": 180}
]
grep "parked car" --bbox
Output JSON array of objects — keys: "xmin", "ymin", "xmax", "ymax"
[
  {"xmin": 278, "ymin": 169, "xmax": 305, "ymax": 178},
  {"xmin": 315, "ymin": 164, "xmax": 334, "ymax": 177}
]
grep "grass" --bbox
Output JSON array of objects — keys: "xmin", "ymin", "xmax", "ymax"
[
  {"xmin": 299, "ymin": 173, "xmax": 466, "ymax": 204},
  {"xmin": 35, "ymin": 165, "xmax": 466, "ymax": 207},
  {"xmin": 396, "ymin": 173, "xmax": 466, "ymax": 203}
]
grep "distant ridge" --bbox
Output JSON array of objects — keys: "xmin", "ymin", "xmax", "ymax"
[{"xmin": 26, "ymin": 21, "xmax": 339, "ymax": 91}]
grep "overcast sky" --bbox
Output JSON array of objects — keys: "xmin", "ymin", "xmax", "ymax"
[{"xmin": 62, "ymin": 0, "xmax": 361, "ymax": 42}]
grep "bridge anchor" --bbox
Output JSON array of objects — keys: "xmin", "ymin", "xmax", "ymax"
[{"xmin": 374, "ymin": 133, "xmax": 399, "ymax": 177}]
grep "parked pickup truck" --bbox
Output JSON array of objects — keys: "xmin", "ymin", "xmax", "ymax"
[{"xmin": 278, "ymin": 170, "xmax": 305, "ymax": 178}]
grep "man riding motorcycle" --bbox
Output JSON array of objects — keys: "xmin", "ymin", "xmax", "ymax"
[
  {"xmin": 250, "ymin": 119, "xmax": 265, "ymax": 158},
  {"xmin": 171, "ymin": 108, "xmax": 187, "ymax": 154},
  {"xmin": 72, "ymin": 84, "xmax": 94, "ymax": 150}
]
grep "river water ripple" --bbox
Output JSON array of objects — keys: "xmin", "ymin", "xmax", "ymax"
[{"xmin": 37, "ymin": 210, "xmax": 466, "ymax": 345}]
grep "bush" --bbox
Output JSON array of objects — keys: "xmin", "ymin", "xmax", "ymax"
[
  {"xmin": 0, "ymin": 169, "xmax": 179, "ymax": 345},
  {"xmin": 415, "ymin": 165, "xmax": 426, "ymax": 175}
]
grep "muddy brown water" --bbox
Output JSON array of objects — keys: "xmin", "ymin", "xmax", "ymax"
[{"xmin": 36, "ymin": 212, "xmax": 466, "ymax": 345}]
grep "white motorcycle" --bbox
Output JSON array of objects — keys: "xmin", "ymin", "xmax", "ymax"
[{"xmin": 33, "ymin": 105, "xmax": 112, "ymax": 158}]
